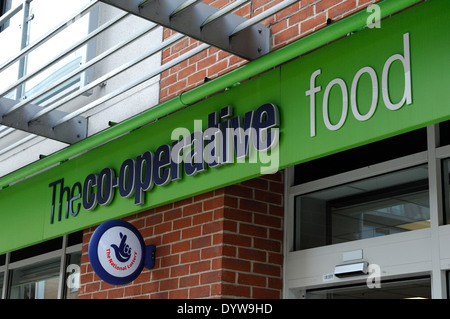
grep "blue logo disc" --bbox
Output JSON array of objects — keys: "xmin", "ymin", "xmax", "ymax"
[{"xmin": 88, "ymin": 219, "xmax": 145, "ymax": 285}]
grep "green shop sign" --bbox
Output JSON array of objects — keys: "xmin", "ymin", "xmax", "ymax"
[
  {"xmin": 0, "ymin": 0, "xmax": 448, "ymax": 254},
  {"xmin": 48, "ymin": 103, "xmax": 280, "ymax": 221}
]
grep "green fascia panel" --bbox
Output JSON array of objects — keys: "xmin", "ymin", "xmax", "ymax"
[
  {"xmin": 280, "ymin": 0, "xmax": 450, "ymax": 165},
  {"xmin": 0, "ymin": 0, "xmax": 449, "ymax": 254}
]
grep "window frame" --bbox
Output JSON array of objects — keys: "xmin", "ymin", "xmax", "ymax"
[
  {"xmin": 0, "ymin": 0, "xmax": 12, "ymax": 31},
  {"xmin": 0, "ymin": 233, "xmax": 82, "ymax": 299},
  {"xmin": 8, "ymin": 253, "xmax": 62, "ymax": 299},
  {"xmin": 0, "ymin": 0, "xmax": 97, "ymax": 102},
  {"xmin": 284, "ymin": 124, "xmax": 450, "ymax": 299},
  {"xmin": 292, "ymin": 153, "xmax": 429, "ymax": 251}
]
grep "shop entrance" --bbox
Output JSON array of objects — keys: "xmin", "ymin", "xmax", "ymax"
[
  {"xmin": 305, "ymin": 277, "xmax": 431, "ymax": 299},
  {"xmin": 285, "ymin": 124, "xmax": 450, "ymax": 299}
]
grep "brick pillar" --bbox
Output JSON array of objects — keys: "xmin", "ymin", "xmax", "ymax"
[
  {"xmin": 220, "ymin": 172, "xmax": 284, "ymax": 298},
  {"xmin": 78, "ymin": 171, "xmax": 284, "ymax": 299}
]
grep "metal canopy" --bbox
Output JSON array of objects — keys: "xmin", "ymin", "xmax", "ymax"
[
  {"xmin": 99, "ymin": 0, "xmax": 271, "ymax": 60},
  {"xmin": 0, "ymin": 0, "xmax": 299, "ymax": 179},
  {"xmin": 0, "ymin": 96, "xmax": 87, "ymax": 144}
]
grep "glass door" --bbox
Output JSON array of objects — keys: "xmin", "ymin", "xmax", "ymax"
[{"xmin": 305, "ymin": 277, "xmax": 431, "ymax": 299}]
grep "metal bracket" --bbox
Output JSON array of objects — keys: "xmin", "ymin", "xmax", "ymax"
[
  {"xmin": 98, "ymin": 0, "xmax": 270, "ymax": 60},
  {"xmin": 0, "ymin": 97, "xmax": 87, "ymax": 144},
  {"xmin": 144, "ymin": 244, "xmax": 156, "ymax": 269},
  {"xmin": 25, "ymin": 13, "xmax": 34, "ymax": 22}
]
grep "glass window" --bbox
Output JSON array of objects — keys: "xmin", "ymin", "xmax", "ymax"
[
  {"xmin": 305, "ymin": 277, "xmax": 431, "ymax": 299},
  {"xmin": 439, "ymin": 120, "xmax": 450, "ymax": 146},
  {"xmin": 0, "ymin": 254, "xmax": 4, "ymax": 298},
  {"xmin": 0, "ymin": 0, "xmax": 95, "ymax": 102},
  {"xmin": 0, "ymin": 272, "xmax": 4, "ymax": 298},
  {"xmin": 9, "ymin": 257, "xmax": 61, "ymax": 299},
  {"xmin": 64, "ymin": 251, "xmax": 81, "ymax": 299},
  {"xmin": 0, "ymin": 0, "xmax": 23, "ymax": 99},
  {"xmin": 0, "ymin": 232, "xmax": 82, "ymax": 299},
  {"xmin": 443, "ymin": 159, "xmax": 450, "ymax": 224},
  {"xmin": 24, "ymin": 0, "xmax": 95, "ymax": 104},
  {"xmin": 295, "ymin": 165, "xmax": 430, "ymax": 250},
  {"xmin": 10, "ymin": 237, "xmax": 62, "ymax": 263},
  {"xmin": 294, "ymin": 128, "xmax": 427, "ymax": 184},
  {"xmin": 0, "ymin": 0, "xmax": 12, "ymax": 30}
]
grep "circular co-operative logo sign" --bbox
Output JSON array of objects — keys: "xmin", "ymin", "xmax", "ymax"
[{"xmin": 88, "ymin": 219, "xmax": 145, "ymax": 285}]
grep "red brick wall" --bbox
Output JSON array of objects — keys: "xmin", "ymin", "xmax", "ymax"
[
  {"xmin": 78, "ymin": 0, "xmax": 380, "ymax": 299},
  {"xmin": 160, "ymin": 0, "xmax": 380, "ymax": 103},
  {"xmin": 78, "ymin": 172, "xmax": 283, "ymax": 299}
]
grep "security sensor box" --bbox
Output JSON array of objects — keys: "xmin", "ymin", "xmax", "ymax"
[{"xmin": 334, "ymin": 261, "xmax": 369, "ymax": 278}]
